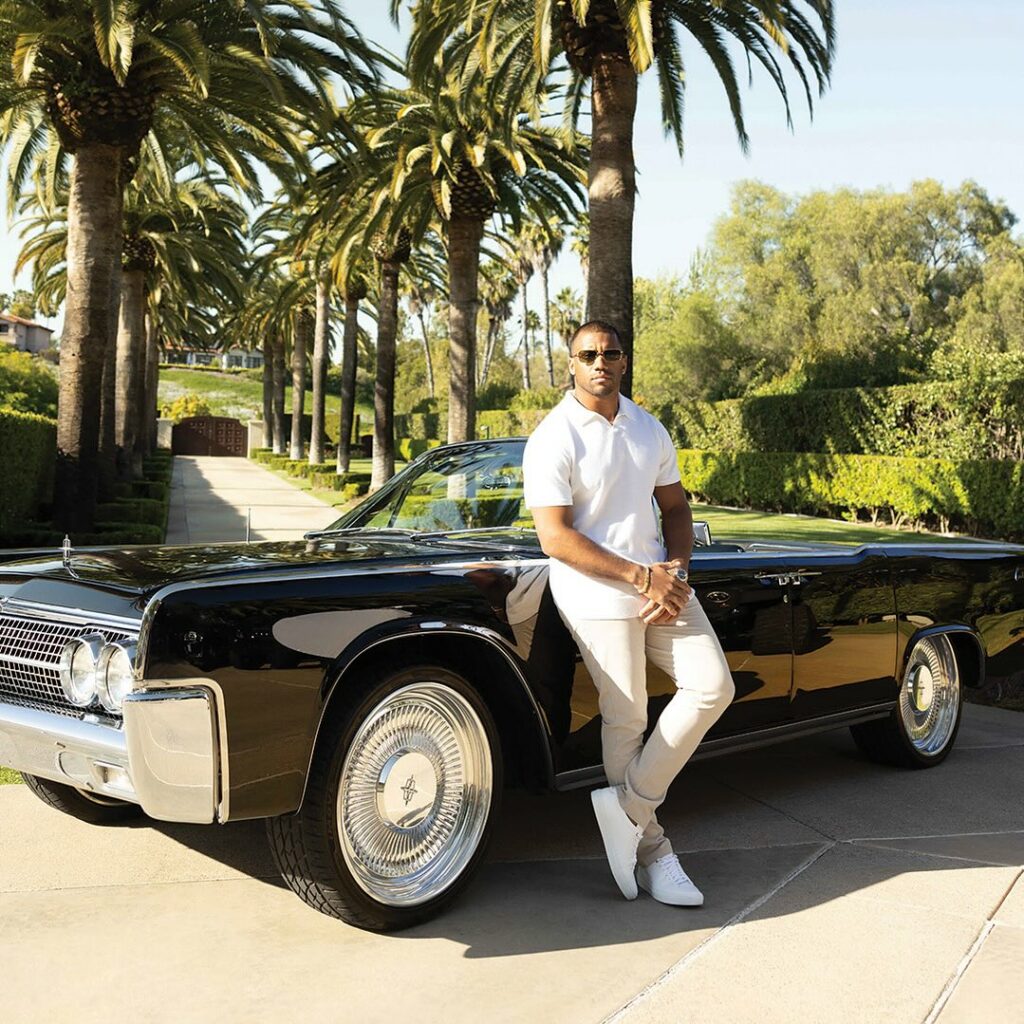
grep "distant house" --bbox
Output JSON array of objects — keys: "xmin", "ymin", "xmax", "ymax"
[
  {"xmin": 0, "ymin": 312, "xmax": 55, "ymax": 354},
  {"xmin": 161, "ymin": 344, "xmax": 263, "ymax": 370}
]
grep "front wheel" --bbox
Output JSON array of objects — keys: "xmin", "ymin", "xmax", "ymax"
[
  {"xmin": 21, "ymin": 773, "xmax": 142, "ymax": 824},
  {"xmin": 268, "ymin": 664, "xmax": 502, "ymax": 931},
  {"xmin": 851, "ymin": 633, "xmax": 962, "ymax": 768}
]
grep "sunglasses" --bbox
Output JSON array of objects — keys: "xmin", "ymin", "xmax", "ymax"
[{"xmin": 573, "ymin": 348, "xmax": 624, "ymax": 365}]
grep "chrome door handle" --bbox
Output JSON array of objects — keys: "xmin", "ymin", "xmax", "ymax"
[{"xmin": 1016, "ymin": 566, "xmax": 1024, "ymax": 582}]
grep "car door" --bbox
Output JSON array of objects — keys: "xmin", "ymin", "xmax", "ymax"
[
  {"xmin": 788, "ymin": 549, "xmax": 898, "ymax": 718},
  {"xmin": 557, "ymin": 556, "xmax": 798, "ymax": 777}
]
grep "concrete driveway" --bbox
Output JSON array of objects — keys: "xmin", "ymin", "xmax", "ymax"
[
  {"xmin": 2, "ymin": 704, "xmax": 1022, "ymax": 1024},
  {"xmin": 165, "ymin": 456, "xmax": 338, "ymax": 544}
]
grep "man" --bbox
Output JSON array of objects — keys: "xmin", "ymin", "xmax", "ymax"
[{"xmin": 523, "ymin": 320, "xmax": 735, "ymax": 906}]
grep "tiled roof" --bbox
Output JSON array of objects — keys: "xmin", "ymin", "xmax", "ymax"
[{"xmin": 0, "ymin": 312, "xmax": 54, "ymax": 332}]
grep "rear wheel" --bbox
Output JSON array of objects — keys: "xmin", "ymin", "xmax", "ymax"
[
  {"xmin": 21, "ymin": 774, "xmax": 142, "ymax": 824},
  {"xmin": 851, "ymin": 633, "xmax": 962, "ymax": 768},
  {"xmin": 267, "ymin": 664, "xmax": 501, "ymax": 931}
]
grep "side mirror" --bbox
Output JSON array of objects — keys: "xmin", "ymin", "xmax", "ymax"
[{"xmin": 693, "ymin": 521, "xmax": 712, "ymax": 547}]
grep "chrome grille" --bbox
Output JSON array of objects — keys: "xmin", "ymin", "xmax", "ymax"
[{"xmin": 0, "ymin": 613, "xmax": 138, "ymax": 716}]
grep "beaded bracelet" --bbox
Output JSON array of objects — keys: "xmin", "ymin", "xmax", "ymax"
[{"xmin": 639, "ymin": 564, "xmax": 652, "ymax": 595}]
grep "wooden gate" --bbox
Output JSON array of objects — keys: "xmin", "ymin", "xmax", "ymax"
[{"xmin": 172, "ymin": 416, "xmax": 248, "ymax": 456}]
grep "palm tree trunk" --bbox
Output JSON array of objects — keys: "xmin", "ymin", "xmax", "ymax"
[
  {"xmin": 480, "ymin": 317, "xmax": 497, "ymax": 387},
  {"xmin": 586, "ymin": 53, "xmax": 638, "ymax": 397},
  {"xmin": 520, "ymin": 284, "xmax": 531, "ymax": 390},
  {"xmin": 261, "ymin": 335, "xmax": 274, "ymax": 451},
  {"xmin": 542, "ymin": 260, "xmax": 554, "ymax": 386},
  {"xmin": 98, "ymin": 262, "xmax": 120, "ymax": 499},
  {"xmin": 418, "ymin": 311, "xmax": 435, "ymax": 398},
  {"xmin": 309, "ymin": 273, "xmax": 330, "ymax": 465},
  {"xmin": 115, "ymin": 267, "xmax": 146, "ymax": 479},
  {"xmin": 289, "ymin": 315, "xmax": 308, "ymax": 460},
  {"xmin": 338, "ymin": 294, "xmax": 359, "ymax": 474},
  {"xmin": 271, "ymin": 336, "xmax": 286, "ymax": 456},
  {"xmin": 447, "ymin": 215, "xmax": 484, "ymax": 443},
  {"xmin": 56, "ymin": 145, "xmax": 124, "ymax": 529},
  {"xmin": 372, "ymin": 261, "xmax": 400, "ymax": 491},
  {"xmin": 143, "ymin": 312, "xmax": 159, "ymax": 454}
]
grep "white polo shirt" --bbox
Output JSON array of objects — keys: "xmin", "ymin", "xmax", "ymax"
[{"xmin": 523, "ymin": 392, "xmax": 681, "ymax": 620}]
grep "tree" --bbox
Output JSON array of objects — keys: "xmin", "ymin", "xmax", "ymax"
[
  {"xmin": 0, "ymin": 0, "xmax": 377, "ymax": 528},
  {"xmin": 522, "ymin": 216, "xmax": 565, "ymax": 385},
  {"xmin": 478, "ymin": 259, "xmax": 518, "ymax": 386},
  {"xmin": 404, "ymin": 0, "xmax": 835, "ymax": 395},
  {"xmin": 347, "ymin": 58, "xmax": 584, "ymax": 442}
]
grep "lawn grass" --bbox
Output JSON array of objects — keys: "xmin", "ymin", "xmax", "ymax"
[
  {"xmin": 263, "ymin": 457, "xmax": 408, "ymax": 513},
  {"xmin": 158, "ymin": 367, "xmax": 372, "ymax": 437},
  {"xmin": 693, "ymin": 503, "xmax": 990, "ymax": 547},
  {"xmin": 0, "ymin": 766, "xmax": 22, "ymax": 785}
]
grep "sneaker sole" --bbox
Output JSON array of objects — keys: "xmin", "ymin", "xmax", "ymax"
[{"xmin": 591, "ymin": 789, "xmax": 639, "ymax": 900}]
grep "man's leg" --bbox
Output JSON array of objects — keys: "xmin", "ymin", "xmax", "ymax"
[
  {"xmin": 620, "ymin": 597, "xmax": 735, "ymax": 867},
  {"xmin": 562, "ymin": 617, "xmax": 650, "ymax": 807}
]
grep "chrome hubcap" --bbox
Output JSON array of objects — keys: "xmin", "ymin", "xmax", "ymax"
[
  {"xmin": 899, "ymin": 634, "xmax": 960, "ymax": 755},
  {"xmin": 338, "ymin": 682, "xmax": 492, "ymax": 907}
]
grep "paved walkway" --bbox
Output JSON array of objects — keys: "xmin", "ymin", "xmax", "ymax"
[
  {"xmin": 165, "ymin": 455, "xmax": 337, "ymax": 544},
  {"xmin": 2, "ymin": 704, "xmax": 1022, "ymax": 1024}
]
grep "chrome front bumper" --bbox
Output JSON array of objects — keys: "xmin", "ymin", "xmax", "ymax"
[{"xmin": 0, "ymin": 686, "xmax": 219, "ymax": 824}]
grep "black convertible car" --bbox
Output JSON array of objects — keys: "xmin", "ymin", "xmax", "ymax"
[{"xmin": 1, "ymin": 439, "xmax": 1023, "ymax": 930}]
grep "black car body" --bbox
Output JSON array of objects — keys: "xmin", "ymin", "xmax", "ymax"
[{"xmin": 2, "ymin": 439, "xmax": 1023, "ymax": 929}]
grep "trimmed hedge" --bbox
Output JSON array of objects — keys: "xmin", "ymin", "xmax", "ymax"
[
  {"xmin": 95, "ymin": 497, "xmax": 167, "ymax": 527},
  {"xmin": 677, "ymin": 448, "xmax": 1024, "ymax": 540},
  {"xmin": 394, "ymin": 410, "xmax": 549, "ymax": 441},
  {"xmin": 671, "ymin": 379, "xmax": 1024, "ymax": 461},
  {"xmin": 0, "ymin": 409, "xmax": 56, "ymax": 530}
]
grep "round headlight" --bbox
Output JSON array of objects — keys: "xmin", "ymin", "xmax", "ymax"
[
  {"xmin": 97, "ymin": 643, "xmax": 137, "ymax": 714},
  {"xmin": 59, "ymin": 634, "xmax": 105, "ymax": 707}
]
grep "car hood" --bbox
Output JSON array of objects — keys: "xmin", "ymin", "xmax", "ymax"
[{"xmin": 0, "ymin": 535, "xmax": 485, "ymax": 596}]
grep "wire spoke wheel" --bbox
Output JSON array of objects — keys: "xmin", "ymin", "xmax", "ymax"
[
  {"xmin": 337, "ymin": 681, "xmax": 494, "ymax": 908},
  {"xmin": 898, "ymin": 634, "xmax": 960, "ymax": 756}
]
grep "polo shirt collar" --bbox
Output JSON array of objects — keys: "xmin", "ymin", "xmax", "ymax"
[{"xmin": 563, "ymin": 390, "xmax": 635, "ymax": 424}]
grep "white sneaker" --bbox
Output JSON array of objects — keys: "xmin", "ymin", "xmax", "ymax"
[
  {"xmin": 637, "ymin": 854, "xmax": 704, "ymax": 906},
  {"xmin": 591, "ymin": 786, "xmax": 642, "ymax": 900}
]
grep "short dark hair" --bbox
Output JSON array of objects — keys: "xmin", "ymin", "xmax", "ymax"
[{"xmin": 569, "ymin": 319, "xmax": 623, "ymax": 355}]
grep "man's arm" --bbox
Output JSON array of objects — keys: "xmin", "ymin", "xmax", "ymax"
[
  {"xmin": 655, "ymin": 482, "xmax": 694, "ymax": 567},
  {"xmin": 532, "ymin": 506, "xmax": 691, "ymax": 614}
]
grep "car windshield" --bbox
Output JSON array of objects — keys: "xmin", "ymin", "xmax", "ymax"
[{"xmin": 327, "ymin": 440, "xmax": 535, "ymax": 536}]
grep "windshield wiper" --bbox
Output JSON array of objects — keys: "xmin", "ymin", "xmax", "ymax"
[
  {"xmin": 303, "ymin": 527, "xmax": 420, "ymax": 541},
  {"xmin": 419, "ymin": 526, "xmax": 536, "ymax": 540}
]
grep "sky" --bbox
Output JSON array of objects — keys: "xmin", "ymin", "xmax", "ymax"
[{"xmin": 2, "ymin": 0, "xmax": 1022, "ymax": 334}]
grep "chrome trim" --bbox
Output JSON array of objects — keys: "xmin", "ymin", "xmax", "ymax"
[
  {"xmin": 552, "ymin": 703, "xmax": 897, "ymax": 790},
  {"xmin": 1, "ymin": 599, "xmax": 141, "ymax": 631},
  {"xmin": 0, "ymin": 699, "xmax": 136, "ymax": 803},
  {"xmin": 122, "ymin": 687, "xmax": 218, "ymax": 824},
  {"xmin": 299, "ymin": 624, "xmax": 554, "ymax": 808}
]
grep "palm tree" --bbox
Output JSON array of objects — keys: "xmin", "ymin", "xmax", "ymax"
[
  {"xmin": 478, "ymin": 259, "xmax": 518, "ymax": 386},
  {"xmin": 0, "ymin": 0, "xmax": 377, "ymax": 528},
  {"xmin": 369, "ymin": 227, "xmax": 412, "ymax": 490},
  {"xmin": 550, "ymin": 286, "xmax": 583, "ymax": 352},
  {"xmin": 402, "ymin": 1, "xmax": 835, "ymax": 395},
  {"xmin": 522, "ymin": 216, "xmax": 565, "ymax": 385},
  {"xmin": 337, "ymin": 267, "xmax": 370, "ymax": 473},
  {"xmin": 347, "ymin": 59, "xmax": 584, "ymax": 442}
]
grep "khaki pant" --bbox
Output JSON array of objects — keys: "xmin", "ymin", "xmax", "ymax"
[{"xmin": 563, "ymin": 598, "xmax": 735, "ymax": 866}]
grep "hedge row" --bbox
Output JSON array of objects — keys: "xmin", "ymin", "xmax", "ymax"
[
  {"xmin": 670, "ymin": 378, "xmax": 1024, "ymax": 461},
  {"xmin": 250, "ymin": 449, "xmax": 371, "ymax": 502},
  {"xmin": 0, "ymin": 449, "xmax": 173, "ymax": 548},
  {"xmin": 0, "ymin": 409, "xmax": 56, "ymax": 531},
  {"xmin": 395, "ymin": 410, "xmax": 549, "ymax": 441},
  {"xmin": 677, "ymin": 448, "xmax": 1024, "ymax": 540}
]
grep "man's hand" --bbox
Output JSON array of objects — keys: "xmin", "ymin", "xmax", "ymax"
[{"xmin": 639, "ymin": 559, "xmax": 691, "ymax": 624}]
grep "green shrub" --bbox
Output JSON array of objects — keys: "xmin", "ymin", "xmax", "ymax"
[
  {"xmin": 95, "ymin": 498, "xmax": 166, "ymax": 527},
  {"xmin": 0, "ymin": 349, "xmax": 58, "ymax": 417},
  {"xmin": 160, "ymin": 394, "xmax": 213, "ymax": 423},
  {"xmin": 677, "ymin": 448, "xmax": 1024, "ymax": 540},
  {"xmin": 0, "ymin": 409, "xmax": 56, "ymax": 530},
  {"xmin": 131, "ymin": 480, "xmax": 169, "ymax": 502},
  {"xmin": 673, "ymin": 378, "xmax": 1024, "ymax": 461},
  {"xmin": 92, "ymin": 523, "xmax": 166, "ymax": 545},
  {"xmin": 397, "ymin": 438, "xmax": 442, "ymax": 461}
]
